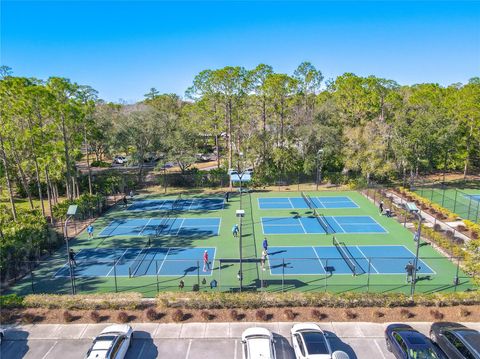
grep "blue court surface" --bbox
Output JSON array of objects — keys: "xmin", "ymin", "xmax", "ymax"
[
  {"xmin": 128, "ymin": 198, "xmax": 224, "ymax": 211},
  {"xmin": 98, "ymin": 217, "xmax": 220, "ymax": 237},
  {"xmin": 261, "ymin": 215, "xmax": 386, "ymax": 235},
  {"xmin": 54, "ymin": 247, "xmax": 216, "ymax": 277},
  {"xmin": 468, "ymin": 195, "xmax": 480, "ymax": 202},
  {"xmin": 267, "ymin": 245, "xmax": 435, "ymax": 275},
  {"xmin": 258, "ymin": 196, "xmax": 358, "ymax": 209}
]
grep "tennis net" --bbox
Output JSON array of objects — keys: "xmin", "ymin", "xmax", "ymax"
[
  {"xmin": 333, "ymin": 237, "xmax": 356, "ymax": 275},
  {"xmin": 128, "ymin": 239, "xmax": 152, "ymax": 278},
  {"xmin": 301, "ymin": 191, "xmax": 314, "ymax": 209},
  {"xmin": 172, "ymin": 194, "xmax": 183, "ymax": 211},
  {"xmin": 313, "ymin": 209, "xmax": 330, "ymax": 234}
]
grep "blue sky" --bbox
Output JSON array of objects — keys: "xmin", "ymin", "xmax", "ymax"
[{"xmin": 1, "ymin": 1, "xmax": 479, "ymax": 102}]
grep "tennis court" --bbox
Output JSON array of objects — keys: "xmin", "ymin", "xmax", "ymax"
[
  {"xmin": 128, "ymin": 198, "xmax": 224, "ymax": 211},
  {"xmin": 54, "ymin": 247, "xmax": 216, "ymax": 277},
  {"xmin": 98, "ymin": 217, "xmax": 221, "ymax": 237},
  {"xmin": 261, "ymin": 215, "xmax": 387, "ymax": 235},
  {"xmin": 258, "ymin": 196, "xmax": 358, "ymax": 209},
  {"xmin": 268, "ymin": 245, "xmax": 435, "ymax": 276}
]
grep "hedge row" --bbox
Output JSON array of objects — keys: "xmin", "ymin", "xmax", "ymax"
[
  {"xmin": 2, "ymin": 292, "xmax": 479, "ymax": 311},
  {"xmin": 156, "ymin": 291, "xmax": 480, "ymax": 309},
  {"xmin": 21, "ymin": 293, "xmax": 142, "ymax": 310}
]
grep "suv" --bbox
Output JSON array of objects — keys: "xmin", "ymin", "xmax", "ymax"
[
  {"xmin": 242, "ymin": 327, "xmax": 276, "ymax": 359},
  {"xmin": 430, "ymin": 322, "xmax": 480, "ymax": 359},
  {"xmin": 85, "ymin": 324, "xmax": 133, "ymax": 359}
]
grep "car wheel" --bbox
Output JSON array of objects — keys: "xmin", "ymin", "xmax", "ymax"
[{"xmin": 386, "ymin": 338, "xmax": 392, "ymax": 352}]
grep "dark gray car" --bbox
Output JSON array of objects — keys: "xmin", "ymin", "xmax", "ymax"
[{"xmin": 430, "ymin": 322, "xmax": 480, "ymax": 359}]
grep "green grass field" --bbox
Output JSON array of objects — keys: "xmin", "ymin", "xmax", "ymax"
[
  {"xmin": 414, "ymin": 187, "xmax": 480, "ymax": 223},
  {"xmin": 10, "ymin": 190, "xmax": 473, "ymax": 297}
]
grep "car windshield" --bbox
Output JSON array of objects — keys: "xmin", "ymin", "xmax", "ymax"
[
  {"xmin": 302, "ymin": 331, "xmax": 329, "ymax": 355},
  {"xmin": 408, "ymin": 348, "xmax": 439, "ymax": 359}
]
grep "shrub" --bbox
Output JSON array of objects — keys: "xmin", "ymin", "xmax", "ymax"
[
  {"xmin": 24, "ymin": 293, "xmax": 142, "ymax": 310},
  {"xmin": 284, "ymin": 309, "xmax": 296, "ymax": 320},
  {"xmin": 200, "ymin": 310, "xmax": 213, "ymax": 321},
  {"xmin": 430, "ymin": 309, "xmax": 444, "ymax": 320},
  {"xmin": 311, "ymin": 309, "xmax": 328, "ymax": 320},
  {"xmin": 21, "ymin": 312, "xmax": 36, "ymax": 324},
  {"xmin": 145, "ymin": 308, "xmax": 158, "ymax": 321},
  {"xmin": 255, "ymin": 309, "xmax": 267, "ymax": 321},
  {"xmin": 345, "ymin": 310, "xmax": 357, "ymax": 319},
  {"xmin": 373, "ymin": 310, "xmax": 385, "ymax": 318},
  {"xmin": 172, "ymin": 309, "xmax": 184, "ymax": 322},
  {"xmin": 63, "ymin": 310, "xmax": 74, "ymax": 323},
  {"xmin": 460, "ymin": 308, "xmax": 471, "ymax": 317},
  {"xmin": 230, "ymin": 309, "xmax": 239, "ymax": 321},
  {"xmin": 0, "ymin": 294, "xmax": 24, "ymax": 308},
  {"xmin": 433, "ymin": 223, "xmax": 442, "ymax": 232},
  {"xmin": 90, "ymin": 311, "xmax": 101, "ymax": 323},
  {"xmin": 400, "ymin": 309, "xmax": 414, "ymax": 319},
  {"xmin": 117, "ymin": 311, "xmax": 129, "ymax": 323},
  {"xmin": 457, "ymin": 224, "xmax": 467, "ymax": 232}
]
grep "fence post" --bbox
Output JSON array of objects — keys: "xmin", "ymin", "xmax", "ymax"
[
  {"xmin": 467, "ymin": 196, "xmax": 473, "ymax": 220},
  {"xmin": 454, "ymin": 257, "xmax": 460, "ymax": 292},
  {"xmin": 156, "ymin": 260, "xmax": 159, "ymax": 293},
  {"xmin": 367, "ymin": 258, "xmax": 371, "ymax": 293},
  {"xmin": 113, "ymin": 259, "xmax": 118, "ymax": 293},
  {"xmin": 219, "ymin": 259, "xmax": 222, "ymax": 292},
  {"xmin": 197, "ymin": 260, "xmax": 200, "ymax": 289},
  {"xmin": 324, "ymin": 258, "xmax": 328, "ymax": 293},
  {"xmin": 441, "ymin": 188, "xmax": 446, "ymax": 206},
  {"xmin": 282, "ymin": 258, "xmax": 285, "ymax": 293},
  {"xmin": 453, "ymin": 190, "xmax": 458, "ymax": 213},
  {"xmin": 474, "ymin": 200, "xmax": 480, "ymax": 223},
  {"xmin": 29, "ymin": 262, "xmax": 35, "ymax": 294}
]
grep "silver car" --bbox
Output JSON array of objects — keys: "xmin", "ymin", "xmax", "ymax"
[
  {"xmin": 85, "ymin": 324, "xmax": 133, "ymax": 359},
  {"xmin": 242, "ymin": 327, "xmax": 276, "ymax": 359}
]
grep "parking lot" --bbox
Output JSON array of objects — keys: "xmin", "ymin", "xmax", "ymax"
[{"xmin": 3, "ymin": 321, "xmax": 479, "ymax": 359}]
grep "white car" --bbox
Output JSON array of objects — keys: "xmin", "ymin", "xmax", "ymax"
[
  {"xmin": 113, "ymin": 156, "xmax": 127, "ymax": 165},
  {"xmin": 85, "ymin": 324, "xmax": 133, "ymax": 359},
  {"xmin": 291, "ymin": 323, "xmax": 349, "ymax": 359},
  {"xmin": 242, "ymin": 327, "xmax": 276, "ymax": 359}
]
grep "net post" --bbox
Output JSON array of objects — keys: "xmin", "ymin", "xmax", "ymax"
[
  {"xmin": 113, "ymin": 259, "xmax": 118, "ymax": 293},
  {"xmin": 128, "ymin": 266, "xmax": 132, "ymax": 278},
  {"xmin": 156, "ymin": 260, "xmax": 159, "ymax": 293}
]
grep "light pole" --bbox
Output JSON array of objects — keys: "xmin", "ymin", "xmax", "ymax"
[
  {"xmin": 406, "ymin": 202, "xmax": 422, "ymax": 299},
  {"xmin": 236, "ymin": 209, "xmax": 245, "ymax": 292},
  {"xmin": 316, "ymin": 149, "xmax": 324, "ymax": 191},
  {"xmin": 237, "ymin": 152, "xmax": 244, "ymax": 209},
  {"xmin": 64, "ymin": 205, "xmax": 78, "ymax": 295}
]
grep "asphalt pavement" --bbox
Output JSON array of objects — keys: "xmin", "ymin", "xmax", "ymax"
[{"xmin": 1, "ymin": 321, "xmax": 479, "ymax": 359}]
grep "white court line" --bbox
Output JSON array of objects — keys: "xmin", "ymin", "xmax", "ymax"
[
  {"xmin": 175, "ymin": 218, "xmax": 186, "ymax": 235},
  {"xmin": 188, "ymin": 198, "xmax": 194, "ymax": 211},
  {"xmin": 139, "ymin": 218, "xmax": 153, "ymax": 236},
  {"xmin": 297, "ymin": 217, "xmax": 308, "ymax": 234},
  {"xmin": 313, "ymin": 197, "xmax": 326, "ymax": 209},
  {"xmin": 287, "ymin": 197, "xmax": 295, "ymax": 209},
  {"xmin": 156, "ymin": 248, "xmax": 171, "ymax": 274},
  {"xmin": 312, "ymin": 246, "xmax": 327, "ymax": 274},
  {"xmin": 105, "ymin": 248, "xmax": 129, "ymax": 277},
  {"xmin": 356, "ymin": 246, "xmax": 379, "ymax": 274},
  {"xmin": 329, "ymin": 216, "xmax": 345, "ymax": 233}
]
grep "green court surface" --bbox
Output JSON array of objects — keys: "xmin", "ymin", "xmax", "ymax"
[
  {"xmin": 414, "ymin": 187, "xmax": 480, "ymax": 223},
  {"xmin": 10, "ymin": 190, "xmax": 474, "ymax": 297}
]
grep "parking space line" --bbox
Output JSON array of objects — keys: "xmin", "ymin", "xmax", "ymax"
[
  {"xmin": 185, "ymin": 338, "xmax": 192, "ymax": 359},
  {"xmin": 234, "ymin": 339, "xmax": 238, "ymax": 359},
  {"xmin": 374, "ymin": 339, "xmax": 387, "ymax": 359},
  {"xmin": 41, "ymin": 340, "xmax": 58, "ymax": 359}
]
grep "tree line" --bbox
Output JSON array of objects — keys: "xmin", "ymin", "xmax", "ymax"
[{"xmin": 1, "ymin": 63, "xmax": 479, "ymax": 223}]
